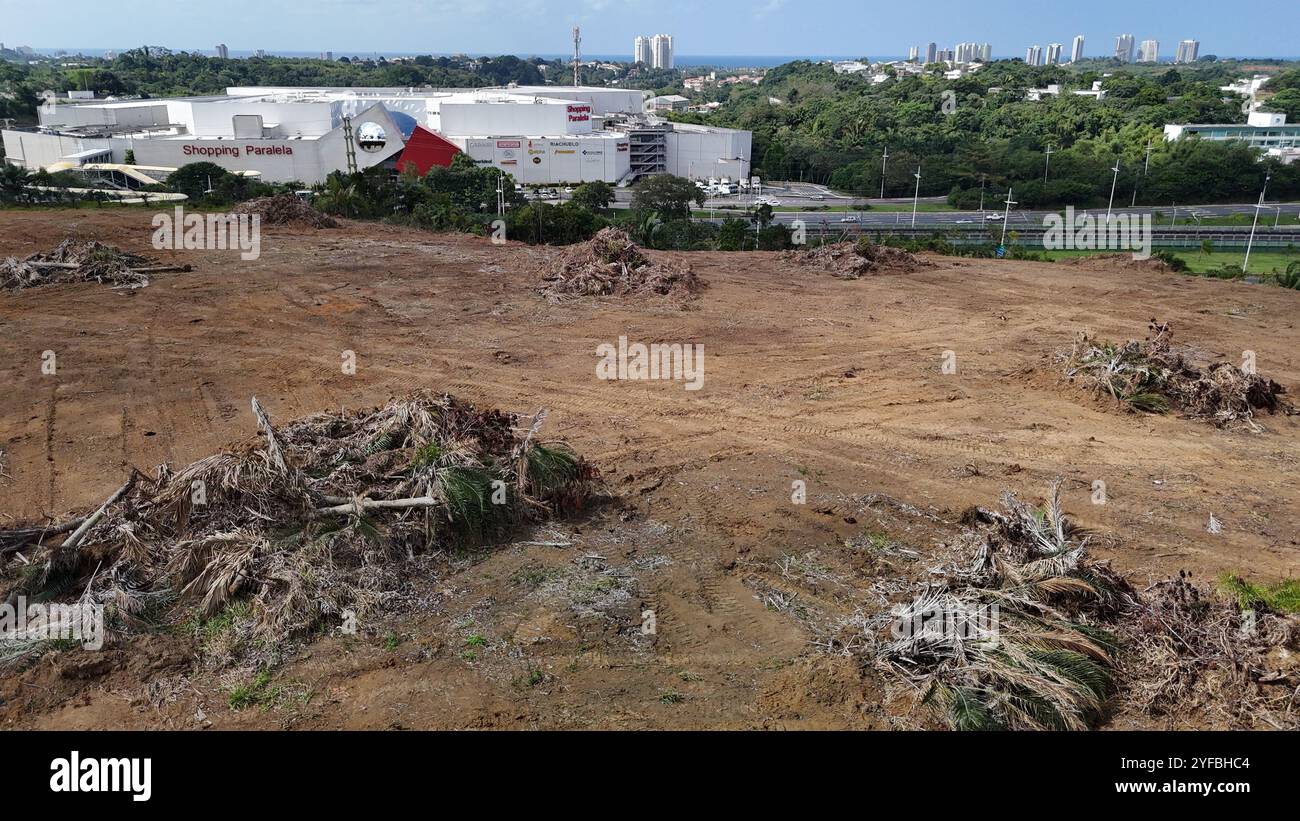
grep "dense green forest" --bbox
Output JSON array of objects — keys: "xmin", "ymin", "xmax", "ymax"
[
  {"xmin": 3, "ymin": 49, "xmax": 1299, "ymax": 208},
  {"xmin": 680, "ymin": 60, "xmax": 1300, "ymax": 205}
]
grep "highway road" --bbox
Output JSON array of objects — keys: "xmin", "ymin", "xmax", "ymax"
[{"xmin": 600, "ymin": 180, "xmax": 1300, "ymax": 228}]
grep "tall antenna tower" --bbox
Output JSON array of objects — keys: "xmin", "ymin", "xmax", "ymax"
[{"xmin": 572, "ymin": 26, "xmax": 581, "ymax": 87}]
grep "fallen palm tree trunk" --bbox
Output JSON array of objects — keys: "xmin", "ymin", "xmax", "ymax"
[{"xmin": 59, "ymin": 473, "xmax": 138, "ymax": 551}]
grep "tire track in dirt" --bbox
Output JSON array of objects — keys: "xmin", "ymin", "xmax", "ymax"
[{"xmin": 43, "ymin": 382, "xmax": 58, "ymax": 513}]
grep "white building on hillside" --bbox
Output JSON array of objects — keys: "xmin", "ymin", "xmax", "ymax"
[{"xmin": 1, "ymin": 85, "xmax": 750, "ymax": 187}]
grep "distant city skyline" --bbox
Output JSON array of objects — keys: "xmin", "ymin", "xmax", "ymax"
[{"xmin": 0, "ymin": 0, "xmax": 1296, "ymax": 59}]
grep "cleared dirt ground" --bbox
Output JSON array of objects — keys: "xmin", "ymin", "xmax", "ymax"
[{"xmin": 1, "ymin": 209, "xmax": 1298, "ymax": 729}]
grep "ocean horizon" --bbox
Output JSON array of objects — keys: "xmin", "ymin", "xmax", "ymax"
[
  {"xmin": 14, "ymin": 48, "xmax": 1300, "ymax": 66},
  {"xmin": 13, "ymin": 48, "xmax": 921, "ymax": 68}
]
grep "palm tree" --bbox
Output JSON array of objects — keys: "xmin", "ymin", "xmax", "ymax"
[
  {"xmin": 0, "ymin": 162, "xmax": 32, "ymax": 203},
  {"xmin": 634, "ymin": 211, "xmax": 663, "ymax": 249},
  {"xmin": 316, "ymin": 174, "xmax": 364, "ymax": 219}
]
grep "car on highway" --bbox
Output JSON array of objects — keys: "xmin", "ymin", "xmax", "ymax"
[
  {"xmin": 810, "ymin": 194, "xmax": 825, "ymax": 201},
  {"xmin": 985, "ymin": 212, "xmax": 1004, "ymax": 221},
  {"xmin": 839, "ymin": 215, "xmax": 860, "ymax": 222}
]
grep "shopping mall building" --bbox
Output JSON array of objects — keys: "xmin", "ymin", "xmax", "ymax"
[{"xmin": 1, "ymin": 85, "xmax": 751, "ymax": 187}]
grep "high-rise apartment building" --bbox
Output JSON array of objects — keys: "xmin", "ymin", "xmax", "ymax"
[
  {"xmin": 1138, "ymin": 39, "xmax": 1159, "ymax": 62},
  {"xmin": 1046, "ymin": 43, "xmax": 1063, "ymax": 64},
  {"xmin": 1175, "ymin": 39, "xmax": 1200, "ymax": 63},
  {"xmin": 1115, "ymin": 34, "xmax": 1135, "ymax": 62},
  {"xmin": 1071, "ymin": 35, "xmax": 1085, "ymax": 63},
  {"xmin": 215, "ymin": 44, "xmax": 229, "ymax": 59},
  {"xmin": 925, "ymin": 42, "xmax": 937, "ymax": 63},
  {"xmin": 651, "ymin": 34, "xmax": 674, "ymax": 69},
  {"xmin": 633, "ymin": 36, "xmax": 651, "ymax": 65}
]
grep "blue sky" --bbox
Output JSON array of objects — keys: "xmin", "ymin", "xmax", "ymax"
[{"xmin": 0, "ymin": 0, "xmax": 1295, "ymax": 58}]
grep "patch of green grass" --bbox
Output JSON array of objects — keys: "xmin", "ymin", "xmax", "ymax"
[
  {"xmin": 1218, "ymin": 574, "xmax": 1300, "ymax": 613},
  {"xmin": 228, "ymin": 668, "xmax": 276, "ymax": 711},
  {"xmin": 181, "ymin": 600, "xmax": 252, "ymax": 651},
  {"xmin": 659, "ymin": 691, "xmax": 685, "ymax": 705},
  {"xmin": 1041, "ymin": 248, "xmax": 1300, "ymax": 277},
  {"xmin": 865, "ymin": 532, "xmax": 891, "ymax": 551},
  {"xmin": 383, "ymin": 632, "xmax": 400, "ymax": 651},
  {"xmin": 512, "ymin": 564, "xmax": 559, "ymax": 589},
  {"xmin": 677, "ymin": 671, "xmax": 703, "ymax": 682},
  {"xmin": 465, "ymin": 633, "xmax": 488, "ymax": 648}
]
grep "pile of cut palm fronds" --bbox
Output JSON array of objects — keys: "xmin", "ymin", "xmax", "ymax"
[
  {"xmin": 538, "ymin": 228, "xmax": 703, "ymax": 301},
  {"xmin": 1119, "ymin": 571, "xmax": 1300, "ymax": 729},
  {"xmin": 782, "ymin": 240, "xmax": 924, "ymax": 280},
  {"xmin": 0, "ymin": 391, "xmax": 601, "ymax": 652},
  {"xmin": 855, "ymin": 481, "xmax": 1300, "ymax": 730},
  {"xmin": 868, "ymin": 481, "xmax": 1134, "ymax": 730},
  {"xmin": 0, "ymin": 239, "xmax": 190, "ymax": 290},
  {"xmin": 231, "ymin": 194, "xmax": 338, "ymax": 228},
  {"xmin": 1059, "ymin": 320, "xmax": 1292, "ymax": 429}
]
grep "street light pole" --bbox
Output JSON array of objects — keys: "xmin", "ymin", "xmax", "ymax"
[
  {"xmin": 880, "ymin": 146, "xmax": 889, "ymax": 199},
  {"xmin": 1000, "ymin": 188, "xmax": 1017, "ymax": 246},
  {"xmin": 1105, "ymin": 160, "xmax": 1120, "ymax": 224},
  {"xmin": 911, "ymin": 166, "xmax": 922, "ymax": 227},
  {"xmin": 1243, "ymin": 177, "xmax": 1271, "ymax": 274},
  {"xmin": 1043, "ymin": 144, "xmax": 1055, "ymax": 184},
  {"xmin": 978, "ymin": 174, "xmax": 986, "ymax": 214}
]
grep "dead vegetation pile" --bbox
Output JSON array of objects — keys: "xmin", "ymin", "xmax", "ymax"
[
  {"xmin": 1123, "ymin": 572, "xmax": 1300, "ymax": 728},
  {"xmin": 0, "ymin": 239, "xmax": 189, "ymax": 290},
  {"xmin": 1061, "ymin": 253, "xmax": 1174, "ymax": 273},
  {"xmin": 537, "ymin": 227, "xmax": 703, "ymax": 301},
  {"xmin": 848, "ymin": 482, "xmax": 1300, "ymax": 730},
  {"xmin": 0, "ymin": 391, "xmax": 601, "ymax": 666},
  {"xmin": 782, "ymin": 240, "xmax": 925, "ymax": 279},
  {"xmin": 1059, "ymin": 320, "xmax": 1293, "ymax": 430},
  {"xmin": 231, "ymin": 194, "xmax": 339, "ymax": 228},
  {"xmin": 862, "ymin": 482, "xmax": 1134, "ymax": 730}
]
